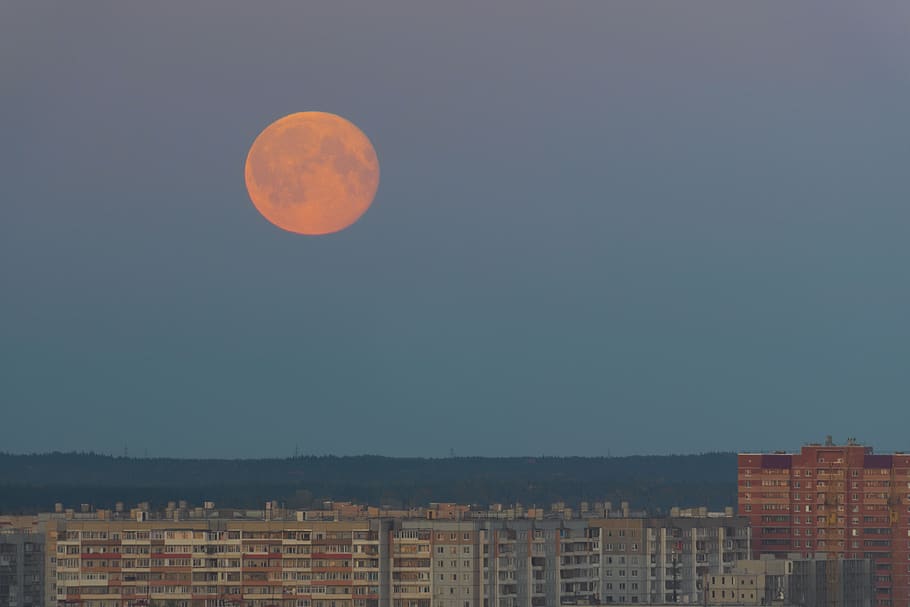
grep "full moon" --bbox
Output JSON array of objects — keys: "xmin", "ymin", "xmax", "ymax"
[{"xmin": 244, "ymin": 112, "xmax": 380, "ymax": 235}]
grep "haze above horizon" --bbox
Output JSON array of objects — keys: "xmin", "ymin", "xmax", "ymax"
[{"xmin": 3, "ymin": 1, "xmax": 910, "ymax": 458}]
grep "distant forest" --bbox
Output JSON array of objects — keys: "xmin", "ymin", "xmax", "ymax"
[{"xmin": 0, "ymin": 452, "xmax": 737, "ymax": 514}]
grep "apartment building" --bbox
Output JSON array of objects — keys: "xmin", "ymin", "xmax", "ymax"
[
  {"xmin": 590, "ymin": 518, "xmax": 646, "ymax": 604},
  {"xmin": 589, "ymin": 512, "xmax": 750, "ymax": 605},
  {"xmin": 1, "ymin": 531, "xmax": 45, "ymax": 607},
  {"xmin": 738, "ymin": 439, "xmax": 910, "ymax": 607},
  {"xmin": 488, "ymin": 519, "xmax": 599, "ymax": 607},
  {"xmin": 390, "ymin": 520, "xmax": 480, "ymax": 607},
  {"xmin": 45, "ymin": 511, "xmax": 610, "ymax": 607},
  {"xmin": 3, "ymin": 498, "xmax": 753, "ymax": 607},
  {"xmin": 52, "ymin": 517, "xmax": 383, "ymax": 607},
  {"xmin": 390, "ymin": 519, "xmax": 599, "ymax": 607}
]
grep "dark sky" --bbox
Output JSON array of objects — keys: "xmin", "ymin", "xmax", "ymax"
[{"xmin": 3, "ymin": 1, "xmax": 910, "ymax": 457}]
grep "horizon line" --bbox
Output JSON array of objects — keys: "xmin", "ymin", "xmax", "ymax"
[{"xmin": 0, "ymin": 450, "xmax": 739, "ymax": 461}]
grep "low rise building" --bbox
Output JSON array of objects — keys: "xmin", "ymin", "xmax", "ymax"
[{"xmin": 707, "ymin": 558, "xmax": 788, "ymax": 606}]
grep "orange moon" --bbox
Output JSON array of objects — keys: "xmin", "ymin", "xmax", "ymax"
[{"xmin": 244, "ymin": 112, "xmax": 380, "ymax": 235}]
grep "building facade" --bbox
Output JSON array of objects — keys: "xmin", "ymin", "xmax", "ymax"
[
  {"xmin": 738, "ymin": 439, "xmax": 910, "ymax": 607},
  {"xmin": 52, "ymin": 517, "xmax": 384, "ymax": 607},
  {"xmin": 589, "ymin": 514, "xmax": 750, "ymax": 605},
  {"xmin": 49, "ymin": 517, "xmax": 604, "ymax": 607},
  {"xmin": 787, "ymin": 557, "xmax": 874, "ymax": 607},
  {"xmin": 39, "ymin": 505, "xmax": 749, "ymax": 607},
  {"xmin": 706, "ymin": 557, "xmax": 874, "ymax": 607},
  {"xmin": 0, "ymin": 530, "xmax": 45, "ymax": 607},
  {"xmin": 706, "ymin": 558, "xmax": 787, "ymax": 606}
]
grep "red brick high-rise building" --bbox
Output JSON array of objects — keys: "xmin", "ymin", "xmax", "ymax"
[{"xmin": 738, "ymin": 439, "xmax": 910, "ymax": 607}]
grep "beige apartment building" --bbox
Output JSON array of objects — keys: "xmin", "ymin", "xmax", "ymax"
[
  {"xmin": 706, "ymin": 559, "xmax": 787, "ymax": 605},
  {"xmin": 47, "ymin": 514, "xmax": 599, "ymax": 607},
  {"xmin": 52, "ymin": 517, "xmax": 383, "ymax": 607},
  {"xmin": 2, "ymin": 502, "xmax": 756, "ymax": 607}
]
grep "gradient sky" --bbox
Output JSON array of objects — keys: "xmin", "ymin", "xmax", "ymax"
[{"xmin": 3, "ymin": 1, "xmax": 910, "ymax": 458}]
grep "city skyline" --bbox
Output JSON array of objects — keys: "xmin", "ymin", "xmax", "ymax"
[{"xmin": 2, "ymin": 438, "xmax": 900, "ymax": 607}]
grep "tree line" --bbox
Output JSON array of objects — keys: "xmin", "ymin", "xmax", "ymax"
[{"xmin": 0, "ymin": 451, "xmax": 737, "ymax": 514}]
